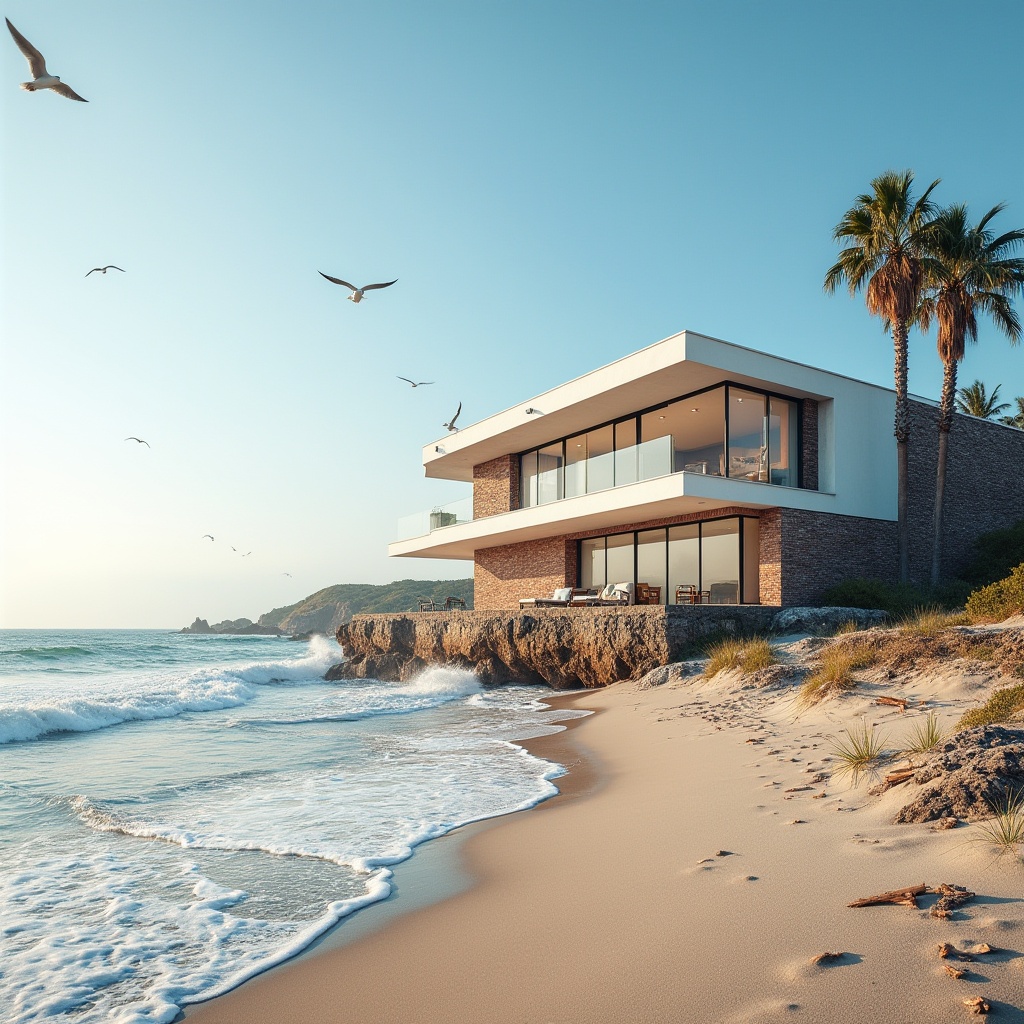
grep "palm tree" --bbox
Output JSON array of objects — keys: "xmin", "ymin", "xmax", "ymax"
[
  {"xmin": 955, "ymin": 380, "xmax": 1011, "ymax": 419},
  {"xmin": 825, "ymin": 170, "xmax": 939, "ymax": 582},
  {"xmin": 918, "ymin": 203, "xmax": 1024, "ymax": 583},
  {"xmin": 1001, "ymin": 396, "xmax": 1024, "ymax": 429}
]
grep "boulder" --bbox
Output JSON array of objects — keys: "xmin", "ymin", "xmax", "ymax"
[
  {"xmin": 770, "ymin": 606, "xmax": 888, "ymax": 636},
  {"xmin": 181, "ymin": 618, "xmax": 213, "ymax": 634}
]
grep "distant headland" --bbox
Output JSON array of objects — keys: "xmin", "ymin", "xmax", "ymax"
[{"xmin": 180, "ymin": 578, "xmax": 474, "ymax": 636}]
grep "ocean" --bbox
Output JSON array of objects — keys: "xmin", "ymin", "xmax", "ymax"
[{"xmin": 0, "ymin": 629, "xmax": 582, "ymax": 1023}]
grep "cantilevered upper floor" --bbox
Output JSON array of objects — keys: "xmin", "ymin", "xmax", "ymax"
[{"xmin": 390, "ymin": 330, "xmax": 900, "ymax": 560}]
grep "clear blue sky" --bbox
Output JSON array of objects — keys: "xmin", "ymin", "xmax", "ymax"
[{"xmin": 3, "ymin": 0, "xmax": 1023, "ymax": 627}]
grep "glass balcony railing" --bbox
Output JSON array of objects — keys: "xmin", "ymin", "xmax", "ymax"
[{"xmin": 396, "ymin": 496, "xmax": 474, "ymax": 541}]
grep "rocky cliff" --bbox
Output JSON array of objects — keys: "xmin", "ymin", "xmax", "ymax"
[{"xmin": 328, "ymin": 606, "xmax": 779, "ymax": 689}]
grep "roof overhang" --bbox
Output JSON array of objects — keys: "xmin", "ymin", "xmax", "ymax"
[
  {"xmin": 389, "ymin": 473, "xmax": 844, "ymax": 560},
  {"xmin": 421, "ymin": 330, "xmax": 872, "ymax": 482}
]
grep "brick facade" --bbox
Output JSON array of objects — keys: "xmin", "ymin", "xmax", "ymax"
[
  {"xmin": 801, "ymin": 398, "xmax": 818, "ymax": 491},
  {"xmin": 474, "ymin": 537, "xmax": 573, "ymax": 610},
  {"xmin": 472, "ymin": 455, "xmax": 519, "ymax": 519}
]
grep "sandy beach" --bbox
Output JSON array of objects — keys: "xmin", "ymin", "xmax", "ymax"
[{"xmin": 187, "ymin": 627, "xmax": 1024, "ymax": 1024}]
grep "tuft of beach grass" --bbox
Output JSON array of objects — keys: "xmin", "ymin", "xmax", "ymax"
[
  {"xmin": 703, "ymin": 636, "xmax": 777, "ymax": 678},
  {"xmin": 902, "ymin": 712, "xmax": 946, "ymax": 755},
  {"xmin": 799, "ymin": 641, "xmax": 876, "ymax": 705},
  {"xmin": 829, "ymin": 721, "xmax": 888, "ymax": 784},
  {"xmin": 897, "ymin": 606, "xmax": 971, "ymax": 638},
  {"xmin": 973, "ymin": 791, "xmax": 1024, "ymax": 856}
]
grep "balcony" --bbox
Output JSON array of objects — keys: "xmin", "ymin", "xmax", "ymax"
[{"xmin": 396, "ymin": 496, "xmax": 474, "ymax": 542}]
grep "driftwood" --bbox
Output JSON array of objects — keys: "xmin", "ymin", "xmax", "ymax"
[
  {"xmin": 944, "ymin": 964, "xmax": 966, "ymax": 979},
  {"xmin": 810, "ymin": 951, "xmax": 845, "ymax": 965},
  {"xmin": 883, "ymin": 767, "xmax": 920, "ymax": 787},
  {"xmin": 848, "ymin": 883, "xmax": 927, "ymax": 908},
  {"xmin": 938, "ymin": 942, "xmax": 973, "ymax": 962},
  {"xmin": 963, "ymin": 996, "xmax": 991, "ymax": 1015},
  {"xmin": 876, "ymin": 695, "xmax": 909, "ymax": 711},
  {"xmin": 931, "ymin": 884, "xmax": 976, "ymax": 919}
]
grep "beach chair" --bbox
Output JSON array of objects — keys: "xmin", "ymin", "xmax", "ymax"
[
  {"xmin": 443, "ymin": 596, "xmax": 467, "ymax": 611},
  {"xmin": 519, "ymin": 587, "xmax": 573, "ymax": 609},
  {"xmin": 418, "ymin": 598, "xmax": 437, "ymax": 611}
]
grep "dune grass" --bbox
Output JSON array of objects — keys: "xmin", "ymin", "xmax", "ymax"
[
  {"xmin": 829, "ymin": 721, "xmax": 888, "ymax": 784},
  {"xmin": 902, "ymin": 712, "xmax": 946, "ymax": 755},
  {"xmin": 703, "ymin": 636, "xmax": 777, "ymax": 678},
  {"xmin": 832, "ymin": 620, "xmax": 861, "ymax": 636},
  {"xmin": 973, "ymin": 791, "xmax": 1024, "ymax": 855},
  {"xmin": 956, "ymin": 683, "xmax": 1024, "ymax": 731},
  {"xmin": 799, "ymin": 641, "xmax": 877, "ymax": 705},
  {"xmin": 897, "ymin": 606, "xmax": 971, "ymax": 638}
]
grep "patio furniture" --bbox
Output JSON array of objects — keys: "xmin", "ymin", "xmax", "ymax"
[
  {"xmin": 443, "ymin": 596, "xmax": 466, "ymax": 611},
  {"xmin": 708, "ymin": 581, "xmax": 739, "ymax": 604},
  {"xmin": 418, "ymin": 598, "xmax": 437, "ymax": 611},
  {"xmin": 675, "ymin": 584, "xmax": 697, "ymax": 604},
  {"xmin": 569, "ymin": 588, "xmax": 601, "ymax": 606},
  {"xmin": 590, "ymin": 581, "xmax": 634, "ymax": 606},
  {"xmin": 635, "ymin": 583, "xmax": 662, "ymax": 605},
  {"xmin": 519, "ymin": 587, "xmax": 573, "ymax": 609}
]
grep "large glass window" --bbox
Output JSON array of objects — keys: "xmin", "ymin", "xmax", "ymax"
[
  {"xmin": 565, "ymin": 432, "xmax": 588, "ymax": 498},
  {"xmin": 580, "ymin": 538, "xmax": 605, "ymax": 590},
  {"xmin": 519, "ymin": 381, "xmax": 803, "ymax": 505},
  {"xmin": 769, "ymin": 396, "xmax": 799, "ymax": 487},
  {"xmin": 587, "ymin": 424, "xmax": 615, "ymax": 493},
  {"xmin": 537, "ymin": 442, "xmax": 563, "ymax": 504},
  {"xmin": 727, "ymin": 389, "xmax": 767, "ymax": 481},
  {"xmin": 702, "ymin": 518, "xmax": 740, "ymax": 603},
  {"xmin": 668, "ymin": 524, "xmax": 700, "ymax": 603},
  {"xmin": 636, "ymin": 529, "xmax": 667, "ymax": 599},
  {"xmin": 676, "ymin": 386, "xmax": 725, "ymax": 476}
]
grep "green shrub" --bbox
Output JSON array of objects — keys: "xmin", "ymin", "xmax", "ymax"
[
  {"xmin": 965, "ymin": 564, "xmax": 1024, "ymax": 624},
  {"xmin": 821, "ymin": 578, "xmax": 966, "ymax": 616},
  {"xmin": 961, "ymin": 520, "xmax": 1024, "ymax": 588},
  {"xmin": 956, "ymin": 683, "xmax": 1024, "ymax": 731}
]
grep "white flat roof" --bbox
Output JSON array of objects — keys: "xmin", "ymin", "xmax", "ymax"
[{"xmin": 422, "ymin": 330, "xmax": 898, "ymax": 482}]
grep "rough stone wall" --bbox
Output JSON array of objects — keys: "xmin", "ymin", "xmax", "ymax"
[
  {"xmin": 474, "ymin": 537, "xmax": 573, "ymax": 609},
  {"xmin": 905, "ymin": 403, "xmax": 1024, "ymax": 583},
  {"xmin": 332, "ymin": 605, "xmax": 778, "ymax": 689},
  {"xmin": 801, "ymin": 398, "xmax": 818, "ymax": 491},
  {"xmin": 472, "ymin": 455, "xmax": 519, "ymax": 519}
]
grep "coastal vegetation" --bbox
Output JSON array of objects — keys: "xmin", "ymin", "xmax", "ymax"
[
  {"xmin": 703, "ymin": 636, "xmax": 777, "ymax": 677},
  {"xmin": 917, "ymin": 203, "xmax": 1024, "ymax": 584},
  {"xmin": 965, "ymin": 563, "xmax": 1024, "ymax": 623},
  {"xmin": 825, "ymin": 171, "xmax": 939, "ymax": 583},
  {"xmin": 799, "ymin": 640, "xmax": 876, "ymax": 705},
  {"xmin": 829, "ymin": 720, "xmax": 888, "ymax": 783},
  {"xmin": 902, "ymin": 712, "xmax": 946, "ymax": 755},
  {"xmin": 973, "ymin": 792, "xmax": 1024, "ymax": 855},
  {"xmin": 956, "ymin": 379, "xmax": 1011, "ymax": 419},
  {"xmin": 956, "ymin": 682, "xmax": 1024, "ymax": 731}
]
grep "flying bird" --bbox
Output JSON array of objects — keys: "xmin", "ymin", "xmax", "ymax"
[
  {"xmin": 202, "ymin": 534, "xmax": 214, "ymax": 541},
  {"xmin": 443, "ymin": 402, "xmax": 462, "ymax": 432},
  {"xmin": 86, "ymin": 266, "xmax": 124, "ymax": 276},
  {"xmin": 124, "ymin": 436, "xmax": 150, "ymax": 447},
  {"xmin": 397, "ymin": 377, "xmax": 434, "ymax": 388},
  {"xmin": 6, "ymin": 19, "xmax": 88, "ymax": 102},
  {"xmin": 318, "ymin": 272, "xmax": 397, "ymax": 303},
  {"xmin": 241, "ymin": 551, "xmax": 252, "ymax": 557},
  {"xmin": 282, "ymin": 572, "xmax": 292, "ymax": 577}
]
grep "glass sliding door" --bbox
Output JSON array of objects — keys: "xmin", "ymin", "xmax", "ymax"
[
  {"xmin": 702, "ymin": 518, "xmax": 740, "ymax": 604},
  {"xmin": 605, "ymin": 533, "xmax": 634, "ymax": 587},
  {"xmin": 727, "ymin": 388, "xmax": 767, "ymax": 481},
  {"xmin": 668, "ymin": 524, "xmax": 700, "ymax": 603},
  {"xmin": 580, "ymin": 538, "xmax": 606, "ymax": 590},
  {"xmin": 636, "ymin": 529, "xmax": 667, "ymax": 603}
]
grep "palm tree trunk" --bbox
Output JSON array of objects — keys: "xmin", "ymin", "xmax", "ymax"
[
  {"xmin": 893, "ymin": 321, "xmax": 911, "ymax": 582},
  {"xmin": 931, "ymin": 360, "xmax": 958, "ymax": 584}
]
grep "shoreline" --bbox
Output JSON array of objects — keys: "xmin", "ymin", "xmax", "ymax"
[
  {"xmin": 186, "ymin": 648, "xmax": 1024, "ymax": 1024},
  {"xmin": 183, "ymin": 690, "xmax": 598, "ymax": 1017}
]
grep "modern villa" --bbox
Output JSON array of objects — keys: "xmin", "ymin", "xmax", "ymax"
[{"xmin": 390, "ymin": 331, "xmax": 1024, "ymax": 610}]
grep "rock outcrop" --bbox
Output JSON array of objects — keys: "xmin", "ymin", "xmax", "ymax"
[
  {"xmin": 894, "ymin": 726, "xmax": 1024, "ymax": 822},
  {"xmin": 769, "ymin": 606, "xmax": 889, "ymax": 635},
  {"xmin": 180, "ymin": 617, "xmax": 284, "ymax": 635},
  {"xmin": 328, "ymin": 605, "xmax": 777, "ymax": 689}
]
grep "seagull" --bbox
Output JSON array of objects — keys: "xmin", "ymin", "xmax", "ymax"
[
  {"xmin": 282, "ymin": 572, "xmax": 292, "ymax": 577},
  {"xmin": 397, "ymin": 376, "xmax": 434, "ymax": 388},
  {"xmin": 6, "ymin": 19, "xmax": 88, "ymax": 102},
  {"xmin": 443, "ymin": 402, "xmax": 462, "ymax": 432},
  {"xmin": 124, "ymin": 436, "xmax": 150, "ymax": 447},
  {"xmin": 318, "ymin": 272, "xmax": 397, "ymax": 303},
  {"xmin": 86, "ymin": 266, "xmax": 124, "ymax": 276},
  {"xmin": 241, "ymin": 551, "xmax": 252, "ymax": 557},
  {"xmin": 202, "ymin": 534, "xmax": 214, "ymax": 541}
]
